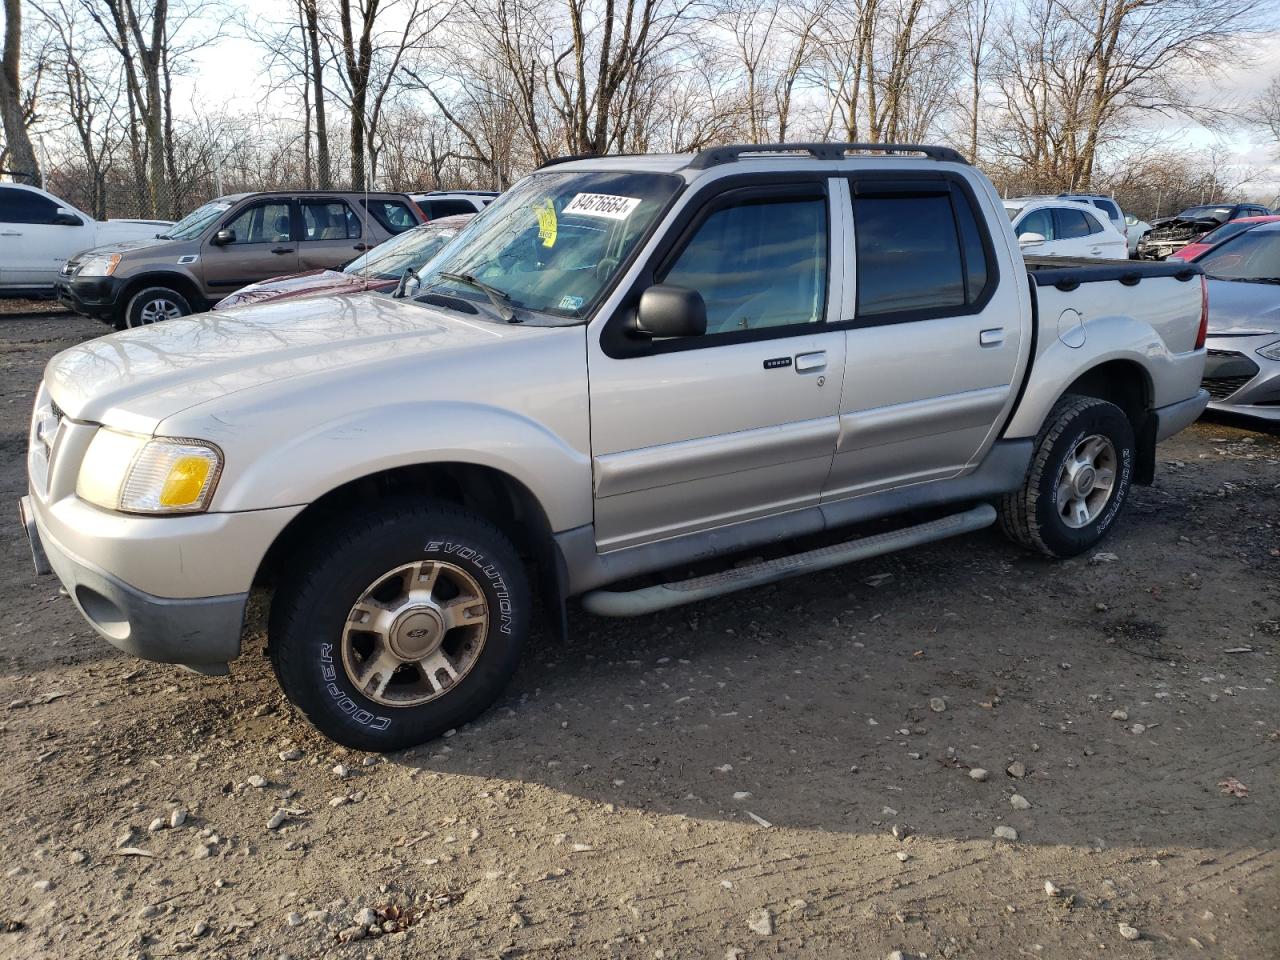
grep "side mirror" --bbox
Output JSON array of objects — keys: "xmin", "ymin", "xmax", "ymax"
[
  {"xmin": 52, "ymin": 208, "xmax": 83, "ymax": 226},
  {"xmin": 635, "ymin": 284, "xmax": 707, "ymax": 339},
  {"xmin": 212, "ymin": 228, "xmax": 235, "ymax": 245},
  {"xmin": 1018, "ymin": 232, "xmax": 1046, "ymax": 247}
]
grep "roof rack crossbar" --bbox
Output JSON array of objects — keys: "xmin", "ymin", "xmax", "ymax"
[{"xmin": 685, "ymin": 142, "xmax": 968, "ymax": 170}]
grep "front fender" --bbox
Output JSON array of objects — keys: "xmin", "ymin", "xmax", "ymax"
[{"xmin": 196, "ymin": 401, "xmax": 593, "ymax": 533}]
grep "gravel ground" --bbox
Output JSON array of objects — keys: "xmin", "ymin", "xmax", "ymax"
[{"xmin": 1, "ymin": 313, "xmax": 1278, "ymax": 960}]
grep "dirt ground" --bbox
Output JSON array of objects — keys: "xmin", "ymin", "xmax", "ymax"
[{"xmin": 1, "ymin": 310, "xmax": 1277, "ymax": 960}]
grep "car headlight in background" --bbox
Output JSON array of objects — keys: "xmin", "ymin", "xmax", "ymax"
[
  {"xmin": 76, "ymin": 253, "xmax": 122, "ymax": 277},
  {"xmin": 77, "ymin": 429, "xmax": 223, "ymax": 514},
  {"xmin": 1257, "ymin": 339, "xmax": 1280, "ymax": 362}
]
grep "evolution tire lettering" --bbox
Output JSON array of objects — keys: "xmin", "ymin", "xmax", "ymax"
[
  {"xmin": 424, "ymin": 541, "xmax": 516, "ymax": 635},
  {"xmin": 319, "ymin": 641, "xmax": 390, "ymax": 730}
]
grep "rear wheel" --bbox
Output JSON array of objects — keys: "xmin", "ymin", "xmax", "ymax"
[
  {"xmin": 124, "ymin": 286, "xmax": 191, "ymax": 329},
  {"xmin": 999, "ymin": 395, "xmax": 1135, "ymax": 558},
  {"xmin": 269, "ymin": 500, "xmax": 530, "ymax": 751}
]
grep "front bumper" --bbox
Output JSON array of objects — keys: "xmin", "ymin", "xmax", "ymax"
[
  {"xmin": 1201, "ymin": 336, "xmax": 1280, "ymax": 421},
  {"xmin": 54, "ymin": 274, "xmax": 125, "ymax": 320},
  {"xmin": 1135, "ymin": 239, "xmax": 1194, "ymax": 261},
  {"xmin": 21, "ymin": 495, "xmax": 247, "ymax": 672}
]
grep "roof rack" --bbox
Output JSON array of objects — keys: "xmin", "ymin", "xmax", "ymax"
[
  {"xmin": 686, "ymin": 142, "xmax": 969, "ymax": 170},
  {"xmin": 419, "ymin": 189, "xmax": 499, "ymax": 196}
]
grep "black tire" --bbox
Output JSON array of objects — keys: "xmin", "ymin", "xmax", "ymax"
[
  {"xmin": 998, "ymin": 394, "xmax": 1135, "ymax": 558},
  {"xmin": 269, "ymin": 499, "xmax": 531, "ymax": 751},
  {"xmin": 124, "ymin": 286, "xmax": 192, "ymax": 328}
]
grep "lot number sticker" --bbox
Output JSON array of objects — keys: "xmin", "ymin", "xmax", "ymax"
[{"xmin": 563, "ymin": 193, "xmax": 642, "ymax": 220}]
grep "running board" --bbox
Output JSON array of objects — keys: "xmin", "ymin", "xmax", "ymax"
[{"xmin": 579, "ymin": 503, "xmax": 997, "ymax": 617}]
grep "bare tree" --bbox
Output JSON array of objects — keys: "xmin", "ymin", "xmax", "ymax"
[
  {"xmin": 989, "ymin": 0, "xmax": 1260, "ymax": 189},
  {"xmin": 1, "ymin": 0, "xmax": 42, "ymax": 182},
  {"xmin": 1253, "ymin": 73, "xmax": 1280, "ymax": 157}
]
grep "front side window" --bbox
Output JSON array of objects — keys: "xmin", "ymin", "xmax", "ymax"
[
  {"xmin": 660, "ymin": 196, "xmax": 827, "ymax": 335},
  {"xmin": 416, "ymin": 170, "xmax": 681, "ymax": 323},
  {"xmin": 0, "ymin": 187, "xmax": 58, "ymax": 224},
  {"xmin": 224, "ymin": 202, "xmax": 291, "ymax": 244},
  {"xmin": 1016, "ymin": 207, "xmax": 1055, "ymax": 240},
  {"xmin": 301, "ymin": 200, "xmax": 360, "ymax": 241}
]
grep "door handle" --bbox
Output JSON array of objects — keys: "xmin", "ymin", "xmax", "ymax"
[
  {"xmin": 979, "ymin": 328, "xmax": 1004, "ymax": 347},
  {"xmin": 271, "ymin": 246, "xmax": 294, "ymax": 254},
  {"xmin": 0, "ymin": 231, "xmax": 21, "ymax": 236},
  {"xmin": 353, "ymin": 243, "xmax": 370, "ymax": 251},
  {"xmin": 795, "ymin": 351, "xmax": 826, "ymax": 372}
]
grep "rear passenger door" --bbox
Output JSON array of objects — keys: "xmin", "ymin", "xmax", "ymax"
[
  {"xmin": 297, "ymin": 198, "xmax": 367, "ymax": 271},
  {"xmin": 823, "ymin": 175, "xmax": 1024, "ymax": 502}
]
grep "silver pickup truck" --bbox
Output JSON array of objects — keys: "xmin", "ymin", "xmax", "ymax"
[{"xmin": 21, "ymin": 144, "xmax": 1210, "ymax": 751}]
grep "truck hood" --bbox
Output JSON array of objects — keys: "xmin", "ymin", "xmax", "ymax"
[
  {"xmin": 43, "ymin": 293, "xmax": 549, "ymax": 431},
  {"xmin": 1205, "ymin": 277, "xmax": 1280, "ymax": 335}
]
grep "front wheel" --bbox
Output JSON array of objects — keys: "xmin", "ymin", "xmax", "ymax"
[
  {"xmin": 124, "ymin": 286, "xmax": 192, "ymax": 329},
  {"xmin": 999, "ymin": 395, "xmax": 1135, "ymax": 558},
  {"xmin": 269, "ymin": 500, "xmax": 531, "ymax": 751}
]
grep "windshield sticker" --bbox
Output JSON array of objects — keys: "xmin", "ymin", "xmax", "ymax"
[
  {"xmin": 535, "ymin": 198, "xmax": 558, "ymax": 248},
  {"xmin": 558, "ymin": 294, "xmax": 585, "ymax": 311},
  {"xmin": 563, "ymin": 193, "xmax": 642, "ymax": 221}
]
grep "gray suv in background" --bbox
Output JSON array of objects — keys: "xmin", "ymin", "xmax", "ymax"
[{"xmin": 55, "ymin": 190, "xmax": 424, "ymax": 328}]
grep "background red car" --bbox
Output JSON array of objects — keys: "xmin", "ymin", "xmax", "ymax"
[
  {"xmin": 214, "ymin": 213, "xmax": 474, "ymax": 310},
  {"xmin": 1168, "ymin": 214, "xmax": 1280, "ymax": 262}
]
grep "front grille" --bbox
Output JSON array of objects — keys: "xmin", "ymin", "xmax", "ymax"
[{"xmin": 1204, "ymin": 375, "xmax": 1255, "ymax": 401}]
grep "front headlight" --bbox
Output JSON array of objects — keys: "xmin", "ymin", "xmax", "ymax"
[
  {"xmin": 76, "ymin": 253, "xmax": 122, "ymax": 277},
  {"xmin": 77, "ymin": 429, "xmax": 223, "ymax": 514},
  {"xmin": 1258, "ymin": 339, "xmax": 1280, "ymax": 362}
]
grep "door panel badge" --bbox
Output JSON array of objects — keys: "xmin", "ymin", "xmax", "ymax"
[{"xmin": 763, "ymin": 356, "xmax": 793, "ymax": 370}]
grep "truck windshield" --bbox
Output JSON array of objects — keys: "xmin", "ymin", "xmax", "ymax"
[
  {"xmin": 161, "ymin": 201, "xmax": 232, "ymax": 240},
  {"xmin": 1177, "ymin": 205, "xmax": 1233, "ymax": 223},
  {"xmin": 413, "ymin": 170, "xmax": 682, "ymax": 323}
]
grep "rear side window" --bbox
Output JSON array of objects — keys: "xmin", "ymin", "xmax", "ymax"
[
  {"xmin": 301, "ymin": 200, "xmax": 361, "ymax": 240},
  {"xmin": 661, "ymin": 196, "xmax": 828, "ymax": 335},
  {"xmin": 427, "ymin": 199, "xmax": 478, "ymax": 219},
  {"xmin": 0, "ymin": 187, "xmax": 58, "ymax": 224},
  {"xmin": 1093, "ymin": 198, "xmax": 1120, "ymax": 221},
  {"xmin": 361, "ymin": 199, "xmax": 418, "ymax": 234},
  {"xmin": 1054, "ymin": 208, "xmax": 1097, "ymax": 239},
  {"xmin": 852, "ymin": 188, "xmax": 990, "ymax": 319}
]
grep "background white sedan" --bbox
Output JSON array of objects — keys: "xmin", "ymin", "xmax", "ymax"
[{"xmin": 1004, "ymin": 198, "xmax": 1129, "ymax": 259}]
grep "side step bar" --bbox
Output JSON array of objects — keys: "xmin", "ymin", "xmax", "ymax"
[{"xmin": 580, "ymin": 503, "xmax": 997, "ymax": 617}]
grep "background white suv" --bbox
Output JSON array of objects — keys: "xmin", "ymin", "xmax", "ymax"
[
  {"xmin": 0, "ymin": 183, "xmax": 170, "ymax": 296},
  {"xmin": 1004, "ymin": 198, "xmax": 1128, "ymax": 259}
]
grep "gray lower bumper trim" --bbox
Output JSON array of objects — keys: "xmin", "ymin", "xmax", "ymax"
[
  {"xmin": 32, "ymin": 505, "xmax": 246, "ymax": 669},
  {"xmin": 1153, "ymin": 388, "xmax": 1210, "ymax": 441}
]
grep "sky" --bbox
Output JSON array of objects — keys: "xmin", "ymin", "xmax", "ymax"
[{"xmin": 166, "ymin": 8, "xmax": 1280, "ymax": 199}]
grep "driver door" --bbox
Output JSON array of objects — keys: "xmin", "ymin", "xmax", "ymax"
[
  {"xmin": 586, "ymin": 179, "xmax": 847, "ymax": 552},
  {"xmin": 203, "ymin": 199, "xmax": 298, "ymax": 294}
]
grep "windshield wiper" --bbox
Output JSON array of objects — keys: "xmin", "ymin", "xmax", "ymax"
[
  {"xmin": 1216, "ymin": 276, "xmax": 1280, "ymax": 284},
  {"xmin": 435, "ymin": 271, "xmax": 518, "ymax": 323}
]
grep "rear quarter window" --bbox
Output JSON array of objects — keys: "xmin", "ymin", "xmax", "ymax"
[{"xmin": 361, "ymin": 199, "xmax": 419, "ymax": 234}]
